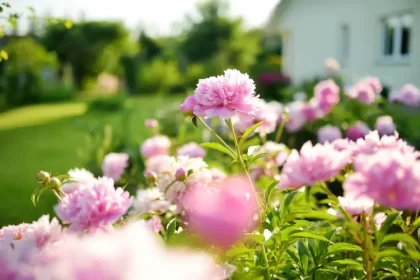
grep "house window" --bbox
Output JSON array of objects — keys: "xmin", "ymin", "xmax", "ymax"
[
  {"xmin": 382, "ymin": 14, "xmax": 412, "ymax": 62},
  {"xmin": 340, "ymin": 24, "xmax": 350, "ymax": 65}
]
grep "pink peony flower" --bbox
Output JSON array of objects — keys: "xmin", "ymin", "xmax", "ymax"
[
  {"xmin": 331, "ymin": 138, "xmax": 355, "ymax": 153},
  {"xmin": 314, "ymin": 79, "xmax": 340, "ymax": 113},
  {"xmin": 145, "ymin": 216, "xmax": 163, "ymax": 233},
  {"xmin": 390, "ymin": 84, "xmax": 420, "ymax": 107},
  {"xmin": 153, "ymin": 156, "xmax": 212, "ymax": 203},
  {"xmin": 349, "ymin": 81, "xmax": 376, "ymax": 104},
  {"xmin": 145, "ymin": 155, "xmax": 172, "ymax": 174},
  {"xmin": 343, "ymin": 149, "xmax": 420, "ymax": 211},
  {"xmin": 278, "ymin": 142, "xmax": 350, "ymax": 189},
  {"xmin": 286, "ymin": 101, "xmax": 307, "ymax": 132},
  {"xmin": 179, "ymin": 95, "xmax": 196, "ymax": 116},
  {"xmin": 183, "ymin": 176, "xmax": 259, "ymax": 248},
  {"xmin": 266, "ymin": 101, "xmax": 284, "ymax": 124},
  {"xmin": 132, "ymin": 187, "xmax": 170, "ymax": 215},
  {"xmin": 317, "ymin": 125, "xmax": 342, "ymax": 143},
  {"xmin": 324, "ymin": 58, "xmax": 340, "ymax": 75},
  {"xmin": 353, "ymin": 131, "xmax": 419, "ymax": 158},
  {"xmin": 302, "ymin": 99, "xmax": 320, "ymax": 122},
  {"xmin": 140, "ymin": 135, "xmax": 171, "ymax": 158},
  {"xmin": 346, "ymin": 121, "xmax": 370, "ymax": 141},
  {"xmin": 22, "ymin": 215, "xmax": 62, "ymax": 249},
  {"xmin": 234, "ymin": 100, "xmax": 278, "ymax": 135},
  {"xmin": 102, "ymin": 153, "xmax": 129, "ymax": 182},
  {"xmin": 375, "ymin": 116, "xmax": 396, "ymax": 136},
  {"xmin": 360, "ymin": 76, "xmax": 382, "ymax": 94},
  {"xmin": 0, "ymin": 223, "xmax": 29, "ymax": 242},
  {"xmin": 55, "ymin": 177, "xmax": 133, "ymax": 232},
  {"xmin": 61, "ymin": 168, "xmax": 96, "ymax": 194},
  {"xmin": 35, "ymin": 222, "xmax": 222, "ymax": 280},
  {"xmin": 177, "ymin": 142, "xmax": 206, "ymax": 158},
  {"xmin": 144, "ymin": 119, "xmax": 158, "ymax": 128},
  {"xmin": 338, "ymin": 195, "xmax": 374, "ymax": 216},
  {"xmin": 184, "ymin": 69, "xmax": 260, "ymax": 119}
]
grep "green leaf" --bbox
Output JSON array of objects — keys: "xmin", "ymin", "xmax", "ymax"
[
  {"xmin": 249, "ymin": 153, "xmax": 270, "ymax": 165},
  {"xmin": 165, "ymin": 218, "xmax": 177, "ymax": 242},
  {"xmin": 64, "ymin": 19, "xmax": 74, "ymax": 29},
  {"xmin": 324, "ymin": 243, "xmax": 362, "ymax": 257},
  {"xmin": 291, "ymin": 210, "xmax": 337, "ymax": 221},
  {"xmin": 200, "ymin": 142, "xmax": 236, "ymax": 159},
  {"xmin": 328, "ymin": 259, "xmax": 363, "ymax": 269},
  {"xmin": 317, "ymin": 268, "xmax": 341, "ymax": 275},
  {"xmin": 0, "ymin": 49, "xmax": 8, "ymax": 61},
  {"xmin": 378, "ymin": 212, "xmax": 400, "ymax": 240},
  {"xmin": 245, "ymin": 233, "xmax": 264, "ymax": 244},
  {"xmin": 239, "ymin": 121, "xmax": 263, "ymax": 147},
  {"xmin": 8, "ymin": 17, "xmax": 16, "ymax": 29},
  {"xmin": 377, "ymin": 248, "xmax": 405, "ymax": 260},
  {"xmin": 298, "ymin": 240, "xmax": 309, "ymax": 273},
  {"xmin": 225, "ymin": 247, "xmax": 252, "ymax": 258},
  {"xmin": 289, "ymin": 232, "xmax": 331, "ymax": 243},
  {"xmin": 265, "ymin": 182, "xmax": 278, "ymax": 204},
  {"xmin": 412, "ymin": 216, "xmax": 420, "ymax": 230},
  {"xmin": 382, "ymin": 233, "xmax": 420, "ymax": 248},
  {"xmin": 318, "ymin": 228, "xmax": 339, "ymax": 255},
  {"xmin": 280, "ymin": 191, "xmax": 299, "ymax": 219}
]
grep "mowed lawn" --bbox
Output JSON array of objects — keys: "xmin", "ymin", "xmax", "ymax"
[{"xmin": 0, "ymin": 94, "xmax": 183, "ymax": 226}]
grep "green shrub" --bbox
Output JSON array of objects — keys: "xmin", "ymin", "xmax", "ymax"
[
  {"xmin": 38, "ymin": 83, "xmax": 75, "ymax": 103},
  {"xmin": 87, "ymin": 93, "xmax": 126, "ymax": 112},
  {"xmin": 137, "ymin": 59, "xmax": 182, "ymax": 94}
]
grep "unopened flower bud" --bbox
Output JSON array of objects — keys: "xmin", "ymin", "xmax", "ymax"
[
  {"xmin": 397, "ymin": 241, "xmax": 407, "ymax": 251},
  {"xmin": 175, "ymin": 168, "xmax": 187, "ymax": 181},
  {"xmin": 49, "ymin": 177, "xmax": 61, "ymax": 189},
  {"xmin": 145, "ymin": 119, "xmax": 158, "ymax": 129},
  {"xmin": 144, "ymin": 171, "xmax": 157, "ymax": 184},
  {"xmin": 36, "ymin": 170, "xmax": 50, "ymax": 184}
]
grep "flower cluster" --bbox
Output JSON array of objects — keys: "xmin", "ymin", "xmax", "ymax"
[
  {"xmin": 347, "ymin": 76, "xmax": 382, "ymax": 104},
  {"xmin": 389, "ymin": 83, "xmax": 420, "ymax": 107}
]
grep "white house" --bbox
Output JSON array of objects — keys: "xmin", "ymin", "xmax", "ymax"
[{"xmin": 266, "ymin": 0, "xmax": 420, "ymax": 90}]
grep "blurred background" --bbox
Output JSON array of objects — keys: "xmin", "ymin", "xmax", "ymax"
[{"xmin": 0, "ymin": 0, "xmax": 419, "ymax": 226}]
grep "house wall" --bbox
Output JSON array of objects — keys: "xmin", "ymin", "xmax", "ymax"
[{"xmin": 275, "ymin": 0, "xmax": 420, "ymax": 90}]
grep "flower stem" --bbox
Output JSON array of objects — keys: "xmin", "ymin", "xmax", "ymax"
[
  {"xmin": 197, "ymin": 117, "xmax": 236, "ymax": 155},
  {"xmin": 274, "ymin": 111, "xmax": 289, "ymax": 143},
  {"xmin": 362, "ymin": 213, "xmax": 372, "ymax": 280},
  {"xmin": 52, "ymin": 189, "xmax": 63, "ymax": 202},
  {"xmin": 227, "ymin": 119, "xmax": 261, "ymax": 211},
  {"xmin": 261, "ymin": 244, "xmax": 271, "ymax": 279}
]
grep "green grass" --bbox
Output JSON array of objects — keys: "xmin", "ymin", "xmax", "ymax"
[{"xmin": 0, "ymin": 94, "xmax": 183, "ymax": 226}]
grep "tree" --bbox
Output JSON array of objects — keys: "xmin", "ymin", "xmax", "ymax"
[{"xmin": 42, "ymin": 21, "xmax": 136, "ymax": 89}]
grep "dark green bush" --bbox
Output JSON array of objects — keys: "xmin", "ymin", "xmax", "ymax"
[
  {"xmin": 38, "ymin": 83, "xmax": 75, "ymax": 103},
  {"xmin": 87, "ymin": 93, "xmax": 126, "ymax": 112}
]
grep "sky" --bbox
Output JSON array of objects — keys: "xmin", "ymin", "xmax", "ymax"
[{"xmin": 10, "ymin": 0, "xmax": 279, "ymax": 36}]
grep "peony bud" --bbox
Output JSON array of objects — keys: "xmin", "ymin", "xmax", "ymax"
[
  {"xmin": 49, "ymin": 177, "xmax": 61, "ymax": 189},
  {"xmin": 144, "ymin": 171, "xmax": 157, "ymax": 184},
  {"xmin": 37, "ymin": 170, "xmax": 50, "ymax": 184},
  {"xmin": 175, "ymin": 168, "xmax": 187, "ymax": 182}
]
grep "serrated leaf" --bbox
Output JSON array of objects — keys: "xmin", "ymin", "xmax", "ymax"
[
  {"xmin": 382, "ymin": 233, "xmax": 420, "ymax": 248},
  {"xmin": 289, "ymin": 232, "xmax": 331, "ymax": 243},
  {"xmin": 245, "ymin": 233, "xmax": 264, "ymax": 244},
  {"xmin": 239, "ymin": 121, "xmax": 263, "ymax": 147},
  {"xmin": 324, "ymin": 243, "xmax": 362, "ymax": 257},
  {"xmin": 200, "ymin": 142, "xmax": 236, "ymax": 159},
  {"xmin": 225, "ymin": 247, "xmax": 252, "ymax": 258},
  {"xmin": 328, "ymin": 259, "xmax": 363, "ymax": 269},
  {"xmin": 165, "ymin": 218, "xmax": 177, "ymax": 242}
]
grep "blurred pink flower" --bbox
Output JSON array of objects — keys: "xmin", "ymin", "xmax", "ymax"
[
  {"xmin": 177, "ymin": 142, "xmax": 206, "ymax": 158},
  {"xmin": 0, "ymin": 223, "xmax": 28, "ymax": 242},
  {"xmin": 331, "ymin": 138, "xmax": 355, "ymax": 153},
  {"xmin": 286, "ymin": 101, "xmax": 307, "ymax": 132},
  {"xmin": 145, "ymin": 216, "xmax": 163, "ymax": 233},
  {"xmin": 144, "ymin": 119, "xmax": 158, "ymax": 128},
  {"xmin": 390, "ymin": 84, "xmax": 420, "ymax": 107},
  {"xmin": 302, "ymin": 99, "xmax": 320, "ymax": 122},
  {"xmin": 234, "ymin": 100, "xmax": 278, "ymax": 135},
  {"xmin": 353, "ymin": 131, "xmax": 419, "ymax": 158},
  {"xmin": 317, "ymin": 125, "xmax": 342, "ymax": 143},
  {"xmin": 375, "ymin": 116, "xmax": 396, "ymax": 136},
  {"xmin": 278, "ymin": 142, "xmax": 350, "ymax": 189},
  {"xmin": 61, "ymin": 168, "xmax": 96, "ymax": 194},
  {"xmin": 324, "ymin": 58, "xmax": 340, "ymax": 75},
  {"xmin": 374, "ymin": 212, "xmax": 387, "ymax": 229},
  {"xmin": 55, "ymin": 177, "xmax": 133, "ymax": 233},
  {"xmin": 23, "ymin": 215, "xmax": 62, "ymax": 249},
  {"xmin": 140, "ymin": 135, "xmax": 171, "ymax": 158},
  {"xmin": 343, "ymin": 150, "xmax": 420, "ymax": 211},
  {"xmin": 314, "ymin": 79, "xmax": 340, "ymax": 114},
  {"xmin": 183, "ymin": 176, "xmax": 259, "ymax": 248},
  {"xmin": 36, "ymin": 222, "xmax": 221, "ymax": 280},
  {"xmin": 145, "ymin": 155, "xmax": 172, "ymax": 173},
  {"xmin": 338, "ymin": 195, "xmax": 374, "ymax": 216},
  {"xmin": 349, "ymin": 81, "xmax": 376, "ymax": 104},
  {"xmin": 102, "ymin": 153, "xmax": 129, "ymax": 182},
  {"xmin": 346, "ymin": 121, "xmax": 370, "ymax": 141},
  {"xmin": 360, "ymin": 76, "xmax": 382, "ymax": 94},
  {"xmin": 184, "ymin": 69, "xmax": 260, "ymax": 119}
]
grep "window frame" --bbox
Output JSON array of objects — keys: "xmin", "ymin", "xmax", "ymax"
[{"xmin": 380, "ymin": 13, "xmax": 412, "ymax": 64}]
